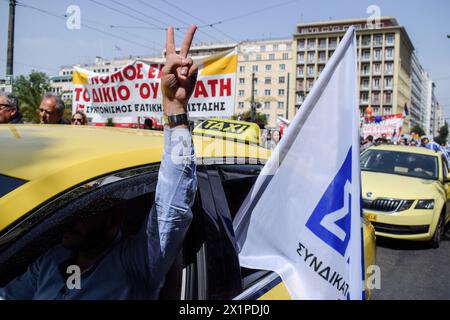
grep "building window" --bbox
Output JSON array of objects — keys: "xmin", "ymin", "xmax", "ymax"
[
  {"xmin": 298, "ymin": 40, "xmax": 305, "ymax": 50},
  {"xmin": 260, "ymin": 45, "xmax": 266, "ymax": 52},
  {"xmin": 265, "ymin": 77, "xmax": 271, "ymax": 84},
  {"xmin": 265, "ymin": 89, "xmax": 271, "ymax": 96},
  {"xmin": 318, "ymin": 51, "xmax": 326, "ymax": 62},
  {"xmin": 273, "ymin": 44, "xmax": 279, "ymax": 51},
  {"xmin": 373, "ymin": 49, "xmax": 382, "ymax": 60},
  {"xmin": 238, "ymin": 90, "xmax": 245, "ymax": 97},
  {"xmin": 253, "ymin": 77, "xmax": 258, "ymax": 84},
  {"xmin": 269, "ymin": 53, "xmax": 275, "ymax": 60},
  {"xmin": 361, "ymin": 79, "xmax": 369, "ymax": 89},
  {"xmin": 286, "ymin": 43, "xmax": 292, "ymax": 51},
  {"xmin": 278, "ymin": 89, "xmax": 285, "ymax": 96},
  {"xmin": 297, "ymin": 66, "xmax": 304, "ymax": 76},
  {"xmin": 256, "ymin": 54, "xmax": 262, "ymax": 61},
  {"xmin": 374, "ymin": 34, "xmax": 383, "ymax": 46},
  {"xmin": 385, "ymin": 63, "xmax": 393, "ymax": 75},
  {"xmin": 279, "ymin": 64, "xmax": 286, "ymax": 71},
  {"xmin": 253, "ymin": 89, "xmax": 258, "ymax": 96},
  {"xmin": 386, "ymin": 34, "xmax": 394, "ymax": 45},
  {"xmin": 373, "ymin": 78, "xmax": 380, "ymax": 90},
  {"xmin": 329, "ymin": 38, "xmax": 337, "ymax": 48},
  {"xmin": 372, "ymin": 92, "xmax": 380, "ymax": 104},
  {"xmin": 297, "ymin": 52, "xmax": 305, "ymax": 63},
  {"xmin": 385, "ymin": 48, "xmax": 394, "ymax": 60},
  {"xmin": 308, "ymin": 39, "xmax": 316, "ymax": 49},
  {"xmin": 318, "ymin": 38, "xmax": 326, "ymax": 48},
  {"xmin": 384, "ymin": 92, "xmax": 392, "ymax": 104},
  {"xmin": 362, "ymin": 35, "xmax": 371, "ymax": 46},
  {"xmin": 244, "ymin": 54, "xmax": 249, "ymax": 61},
  {"xmin": 265, "ymin": 64, "xmax": 272, "ymax": 71},
  {"xmin": 282, "ymin": 53, "xmax": 289, "ymax": 60},
  {"xmin": 238, "ymin": 102, "xmax": 244, "ymax": 109},
  {"xmin": 264, "ymin": 101, "xmax": 271, "ymax": 109},
  {"xmin": 307, "ymin": 79, "xmax": 314, "ymax": 89},
  {"xmin": 308, "ymin": 51, "xmax": 315, "ymax": 62},
  {"xmin": 361, "ymin": 64, "xmax": 370, "ymax": 75},
  {"xmin": 297, "ymin": 79, "xmax": 304, "ymax": 91},
  {"xmin": 278, "ymin": 101, "xmax": 285, "ymax": 109},
  {"xmin": 307, "ymin": 65, "xmax": 315, "ymax": 76},
  {"xmin": 328, "ymin": 50, "xmax": 334, "ymax": 59},
  {"xmin": 373, "ymin": 63, "xmax": 381, "ymax": 75},
  {"xmin": 385, "ymin": 77, "xmax": 393, "ymax": 89},
  {"xmin": 362, "ymin": 50, "xmax": 370, "ymax": 60},
  {"xmin": 239, "ymin": 78, "xmax": 245, "ymax": 84},
  {"xmin": 318, "ymin": 65, "xmax": 325, "ymax": 74},
  {"xmin": 252, "ymin": 65, "xmax": 258, "ymax": 72},
  {"xmin": 383, "ymin": 106, "xmax": 392, "ymax": 115},
  {"xmin": 361, "ymin": 92, "xmax": 369, "ymax": 103},
  {"xmin": 239, "ymin": 66, "xmax": 245, "ymax": 73},
  {"xmin": 279, "ymin": 76, "xmax": 286, "ymax": 84}
]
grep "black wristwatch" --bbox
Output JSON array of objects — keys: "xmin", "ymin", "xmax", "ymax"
[{"xmin": 163, "ymin": 113, "xmax": 189, "ymax": 128}]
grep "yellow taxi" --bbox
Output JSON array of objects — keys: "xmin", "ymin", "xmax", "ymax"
[
  {"xmin": 0, "ymin": 120, "xmax": 375, "ymax": 299},
  {"xmin": 361, "ymin": 144, "xmax": 450, "ymax": 248}
]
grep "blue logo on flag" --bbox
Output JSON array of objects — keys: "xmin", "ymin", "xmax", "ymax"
[{"xmin": 306, "ymin": 148, "xmax": 352, "ymax": 256}]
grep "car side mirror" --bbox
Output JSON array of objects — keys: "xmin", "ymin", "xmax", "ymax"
[{"xmin": 445, "ymin": 174, "xmax": 450, "ymax": 184}]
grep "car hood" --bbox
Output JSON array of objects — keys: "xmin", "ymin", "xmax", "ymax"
[{"xmin": 362, "ymin": 170, "xmax": 441, "ymax": 200}]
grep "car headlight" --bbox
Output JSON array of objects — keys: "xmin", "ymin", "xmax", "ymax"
[
  {"xmin": 397, "ymin": 200, "xmax": 414, "ymax": 211},
  {"xmin": 415, "ymin": 200, "xmax": 435, "ymax": 210}
]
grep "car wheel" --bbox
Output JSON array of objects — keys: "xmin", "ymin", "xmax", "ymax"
[{"xmin": 430, "ymin": 214, "xmax": 444, "ymax": 249}]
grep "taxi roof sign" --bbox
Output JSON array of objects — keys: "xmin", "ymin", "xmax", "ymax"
[{"xmin": 193, "ymin": 118, "xmax": 260, "ymax": 145}]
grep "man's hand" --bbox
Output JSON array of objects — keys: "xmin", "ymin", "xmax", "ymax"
[{"xmin": 161, "ymin": 24, "xmax": 198, "ymax": 117}]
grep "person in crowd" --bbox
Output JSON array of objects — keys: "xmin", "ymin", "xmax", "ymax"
[
  {"xmin": 421, "ymin": 136, "xmax": 440, "ymax": 152},
  {"xmin": 39, "ymin": 93, "xmax": 69, "ymax": 124},
  {"xmin": 361, "ymin": 135, "xmax": 374, "ymax": 151},
  {"xmin": 144, "ymin": 118, "xmax": 153, "ymax": 130},
  {"xmin": 0, "ymin": 93, "xmax": 23, "ymax": 124},
  {"xmin": 270, "ymin": 130, "xmax": 281, "ymax": 149},
  {"xmin": 0, "ymin": 25, "xmax": 198, "ymax": 300},
  {"xmin": 71, "ymin": 111, "xmax": 88, "ymax": 125},
  {"xmin": 409, "ymin": 139, "xmax": 418, "ymax": 146}
]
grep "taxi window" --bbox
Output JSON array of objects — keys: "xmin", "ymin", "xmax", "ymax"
[
  {"xmin": 0, "ymin": 174, "xmax": 27, "ymax": 198},
  {"xmin": 216, "ymin": 164, "xmax": 262, "ymax": 220}
]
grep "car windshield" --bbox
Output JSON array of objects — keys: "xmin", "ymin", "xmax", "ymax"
[{"xmin": 361, "ymin": 149, "xmax": 439, "ymax": 180}]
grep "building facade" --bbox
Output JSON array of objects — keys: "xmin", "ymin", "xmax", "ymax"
[
  {"xmin": 292, "ymin": 17, "xmax": 414, "ymax": 131},
  {"xmin": 235, "ymin": 38, "xmax": 294, "ymax": 128}
]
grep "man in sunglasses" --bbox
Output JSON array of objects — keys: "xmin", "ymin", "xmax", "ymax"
[
  {"xmin": 0, "ymin": 93, "xmax": 23, "ymax": 124},
  {"xmin": 0, "ymin": 25, "xmax": 198, "ymax": 300}
]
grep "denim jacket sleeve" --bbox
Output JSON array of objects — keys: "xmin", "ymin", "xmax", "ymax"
[{"xmin": 119, "ymin": 127, "xmax": 197, "ymax": 293}]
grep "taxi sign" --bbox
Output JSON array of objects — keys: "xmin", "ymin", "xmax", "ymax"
[{"xmin": 193, "ymin": 118, "xmax": 260, "ymax": 145}]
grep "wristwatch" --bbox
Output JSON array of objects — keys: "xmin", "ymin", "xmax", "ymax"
[{"xmin": 163, "ymin": 113, "xmax": 189, "ymax": 128}]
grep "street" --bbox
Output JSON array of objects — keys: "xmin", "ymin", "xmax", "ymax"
[{"xmin": 372, "ymin": 228, "xmax": 450, "ymax": 300}]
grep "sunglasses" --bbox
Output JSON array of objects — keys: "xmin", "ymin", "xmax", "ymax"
[
  {"xmin": 0, "ymin": 104, "xmax": 13, "ymax": 111},
  {"xmin": 72, "ymin": 118, "xmax": 83, "ymax": 122}
]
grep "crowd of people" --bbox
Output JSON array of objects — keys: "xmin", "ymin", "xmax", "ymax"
[
  {"xmin": 360, "ymin": 131, "xmax": 450, "ymax": 158},
  {"xmin": 0, "ymin": 92, "xmax": 158, "ymax": 128}
]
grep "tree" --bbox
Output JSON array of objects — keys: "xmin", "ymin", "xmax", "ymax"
[
  {"xmin": 232, "ymin": 110, "xmax": 267, "ymax": 129},
  {"xmin": 410, "ymin": 124, "xmax": 425, "ymax": 137},
  {"xmin": 434, "ymin": 122, "xmax": 449, "ymax": 146},
  {"xmin": 106, "ymin": 118, "xmax": 115, "ymax": 127},
  {"xmin": 13, "ymin": 71, "xmax": 51, "ymax": 123}
]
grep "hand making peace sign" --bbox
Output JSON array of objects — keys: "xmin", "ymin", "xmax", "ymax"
[{"xmin": 161, "ymin": 24, "xmax": 198, "ymax": 117}]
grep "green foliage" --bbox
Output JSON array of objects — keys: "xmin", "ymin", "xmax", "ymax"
[
  {"xmin": 232, "ymin": 110, "xmax": 267, "ymax": 129},
  {"xmin": 434, "ymin": 122, "xmax": 449, "ymax": 146},
  {"xmin": 13, "ymin": 71, "xmax": 51, "ymax": 123},
  {"xmin": 410, "ymin": 125, "xmax": 425, "ymax": 137},
  {"xmin": 106, "ymin": 118, "xmax": 115, "ymax": 127}
]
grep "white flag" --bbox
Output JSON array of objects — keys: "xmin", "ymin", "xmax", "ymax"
[{"xmin": 233, "ymin": 26, "xmax": 363, "ymax": 300}]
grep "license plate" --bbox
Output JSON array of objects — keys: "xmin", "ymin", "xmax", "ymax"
[{"xmin": 366, "ymin": 214, "xmax": 377, "ymax": 222}]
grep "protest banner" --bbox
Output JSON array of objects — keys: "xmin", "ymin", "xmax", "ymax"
[
  {"xmin": 72, "ymin": 49, "xmax": 237, "ymax": 127},
  {"xmin": 361, "ymin": 114, "xmax": 404, "ymax": 139}
]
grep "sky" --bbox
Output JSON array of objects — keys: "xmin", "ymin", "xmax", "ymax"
[{"xmin": 0, "ymin": 0, "xmax": 449, "ymax": 117}]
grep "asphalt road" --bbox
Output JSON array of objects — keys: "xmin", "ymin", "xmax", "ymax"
[{"xmin": 372, "ymin": 228, "xmax": 450, "ymax": 300}]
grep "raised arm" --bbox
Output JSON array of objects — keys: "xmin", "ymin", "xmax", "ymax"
[{"xmin": 120, "ymin": 25, "xmax": 198, "ymax": 296}]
